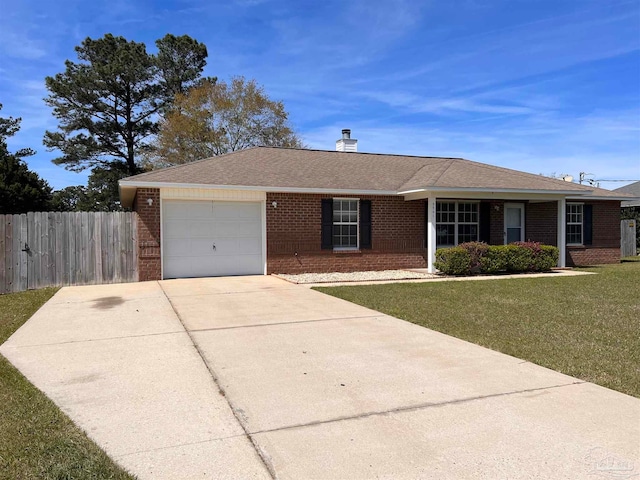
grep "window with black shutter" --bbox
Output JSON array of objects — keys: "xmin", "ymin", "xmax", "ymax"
[{"xmin": 321, "ymin": 198, "xmax": 370, "ymax": 250}]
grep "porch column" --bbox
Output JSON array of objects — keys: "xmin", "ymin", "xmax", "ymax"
[
  {"xmin": 557, "ymin": 198, "xmax": 566, "ymax": 268},
  {"xmin": 427, "ymin": 195, "xmax": 437, "ymax": 273}
]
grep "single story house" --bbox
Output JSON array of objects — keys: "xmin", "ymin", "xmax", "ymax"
[
  {"xmin": 119, "ymin": 130, "xmax": 631, "ymax": 280},
  {"xmin": 614, "ymin": 181, "xmax": 640, "ymax": 208}
]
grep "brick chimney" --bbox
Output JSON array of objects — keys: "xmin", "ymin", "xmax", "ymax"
[{"xmin": 336, "ymin": 129, "xmax": 357, "ymax": 152}]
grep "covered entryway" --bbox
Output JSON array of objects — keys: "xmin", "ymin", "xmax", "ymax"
[{"xmin": 162, "ymin": 200, "xmax": 263, "ymax": 278}]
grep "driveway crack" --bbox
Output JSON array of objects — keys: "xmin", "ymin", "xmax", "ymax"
[
  {"xmin": 158, "ymin": 282, "xmax": 278, "ymax": 480},
  {"xmin": 249, "ymin": 381, "xmax": 586, "ymax": 436}
]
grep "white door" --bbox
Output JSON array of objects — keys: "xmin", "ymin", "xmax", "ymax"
[
  {"xmin": 162, "ymin": 200, "xmax": 263, "ymax": 278},
  {"xmin": 504, "ymin": 203, "xmax": 525, "ymax": 244}
]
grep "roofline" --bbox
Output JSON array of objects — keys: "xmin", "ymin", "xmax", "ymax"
[
  {"xmin": 118, "ymin": 181, "xmax": 398, "ymax": 196},
  {"xmin": 119, "ymin": 180, "xmax": 608, "ymax": 205},
  {"xmin": 565, "ymin": 195, "xmax": 634, "ymax": 201},
  {"xmin": 398, "ymin": 186, "xmax": 594, "ymax": 196}
]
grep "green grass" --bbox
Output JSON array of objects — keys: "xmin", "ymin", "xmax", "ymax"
[
  {"xmin": 0, "ymin": 288, "xmax": 135, "ymax": 480},
  {"xmin": 316, "ymin": 260, "xmax": 640, "ymax": 397}
]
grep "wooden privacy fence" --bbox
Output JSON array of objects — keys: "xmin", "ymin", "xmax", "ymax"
[
  {"xmin": 621, "ymin": 219, "xmax": 637, "ymax": 258},
  {"xmin": 0, "ymin": 212, "xmax": 138, "ymax": 294}
]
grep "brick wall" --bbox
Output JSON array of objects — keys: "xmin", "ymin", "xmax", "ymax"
[
  {"xmin": 520, "ymin": 200, "xmax": 620, "ymax": 265},
  {"xmin": 567, "ymin": 200, "xmax": 620, "ymax": 266},
  {"xmin": 526, "ymin": 202, "xmax": 557, "ymax": 245},
  {"xmin": 266, "ymin": 193, "xmax": 427, "ymax": 273},
  {"xmin": 134, "ymin": 188, "xmax": 161, "ymax": 281},
  {"xmin": 489, "ymin": 201, "xmax": 504, "ymax": 245},
  {"xmin": 130, "ymin": 190, "xmax": 620, "ymax": 278}
]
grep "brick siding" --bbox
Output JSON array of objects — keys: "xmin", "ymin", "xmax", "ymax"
[
  {"xmin": 489, "ymin": 201, "xmax": 504, "ymax": 245},
  {"xmin": 526, "ymin": 202, "xmax": 557, "ymax": 246},
  {"xmin": 567, "ymin": 200, "xmax": 620, "ymax": 266},
  {"xmin": 134, "ymin": 188, "xmax": 161, "ymax": 281},
  {"xmin": 131, "ymin": 190, "xmax": 620, "ymax": 278},
  {"xmin": 266, "ymin": 193, "xmax": 427, "ymax": 273},
  {"xmin": 523, "ymin": 200, "xmax": 620, "ymax": 265}
]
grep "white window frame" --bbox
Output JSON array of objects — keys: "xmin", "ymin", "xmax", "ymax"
[
  {"xmin": 504, "ymin": 202, "xmax": 525, "ymax": 244},
  {"xmin": 333, "ymin": 198, "xmax": 359, "ymax": 250},
  {"xmin": 566, "ymin": 202, "xmax": 584, "ymax": 246},
  {"xmin": 436, "ymin": 201, "xmax": 479, "ymax": 248}
]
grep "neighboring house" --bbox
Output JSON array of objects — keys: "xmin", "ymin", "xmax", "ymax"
[
  {"xmin": 614, "ymin": 181, "xmax": 640, "ymax": 207},
  {"xmin": 119, "ymin": 130, "xmax": 632, "ymax": 280}
]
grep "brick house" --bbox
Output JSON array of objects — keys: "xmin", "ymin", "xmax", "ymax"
[{"xmin": 119, "ymin": 131, "xmax": 631, "ymax": 281}]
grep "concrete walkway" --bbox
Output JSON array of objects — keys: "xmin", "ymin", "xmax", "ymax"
[{"xmin": 2, "ymin": 276, "xmax": 639, "ymax": 479}]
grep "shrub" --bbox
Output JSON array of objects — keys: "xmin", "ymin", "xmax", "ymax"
[
  {"xmin": 535, "ymin": 245, "xmax": 559, "ymax": 271},
  {"xmin": 511, "ymin": 241, "xmax": 560, "ymax": 272},
  {"xmin": 435, "ymin": 242, "xmax": 560, "ymax": 275},
  {"xmin": 434, "ymin": 247, "xmax": 471, "ymax": 275},
  {"xmin": 503, "ymin": 243, "xmax": 533, "ymax": 272},
  {"xmin": 458, "ymin": 242, "xmax": 489, "ymax": 273},
  {"xmin": 479, "ymin": 245, "xmax": 508, "ymax": 274}
]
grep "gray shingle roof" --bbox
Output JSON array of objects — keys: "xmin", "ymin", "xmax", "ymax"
[
  {"xmin": 614, "ymin": 181, "xmax": 640, "ymax": 207},
  {"xmin": 120, "ymin": 147, "xmax": 636, "ymax": 209},
  {"xmin": 122, "ymin": 146, "xmax": 608, "ymax": 194}
]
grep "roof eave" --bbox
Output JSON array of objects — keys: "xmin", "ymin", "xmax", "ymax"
[
  {"xmin": 118, "ymin": 180, "xmax": 399, "ymax": 198},
  {"xmin": 398, "ymin": 186, "xmax": 593, "ymax": 196},
  {"xmin": 565, "ymin": 195, "xmax": 635, "ymax": 201}
]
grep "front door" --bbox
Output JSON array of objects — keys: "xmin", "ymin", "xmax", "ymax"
[{"xmin": 504, "ymin": 203, "xmax": 525, "ymax": 244}]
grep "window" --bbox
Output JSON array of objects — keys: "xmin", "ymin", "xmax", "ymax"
[
  {"xmin": 566, "ymin": 203, "xmax": 583, "ymax": 245},
  {"xmin": 436, "ymin": 202, "xmax": 479, "ymax": 247},
  {"xmin": 333, "ymin": 199, "xmax": 358, "ymax": 249}
]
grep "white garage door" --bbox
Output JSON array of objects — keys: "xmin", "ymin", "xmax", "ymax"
[{"xmin": 162, "ymin": 200, "xmax": 263, "ymax": 278}]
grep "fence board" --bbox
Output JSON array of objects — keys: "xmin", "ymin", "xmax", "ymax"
[
  {"xmin": 47, "ymin": 213, "xmax": 56, "ymax": 287},
  {"xmin": 0, "ymin": 218, "xmax": 6, "ymax": 293},
  {"xmin": 621, "ymin": 219, "xmax": 637, "ymax": 258},
  {"xmin": 18, "ymin": 215, "xmax": 27, "ymax": 292},
  {"xmin": 0, "ymin": 212, "xmax": 138, "ymax": 294},
  {"xmin": 11, "ymin": 215, "xmax": 20, "ymax": 293},
  {"xmin": 68, "ymin": 213, "xmax": 77, "ymax": 285},
  {"xmin": 55, "ymin": 213, "xmax": 63, "ymax": 285}
]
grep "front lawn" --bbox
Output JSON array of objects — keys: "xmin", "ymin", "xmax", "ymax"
[
  {"xmin": 0, "ymin": 288, "xmax": 135, "ymax": 480},
  {"xmin": 316, "ymin": 259, "xmax": 640, "ymax": 397}
]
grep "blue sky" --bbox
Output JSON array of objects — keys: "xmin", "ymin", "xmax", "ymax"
[{"xmin": 1, "ymin": 0, "xmax": 639, "ymax": 190}]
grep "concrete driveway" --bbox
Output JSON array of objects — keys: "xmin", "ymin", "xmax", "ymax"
[{"xmin": 1, "ymin": 276, "xmax": 638, "ymax": 479}]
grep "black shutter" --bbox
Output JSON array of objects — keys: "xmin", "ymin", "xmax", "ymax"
[
  {"xmin": 583, "ymin": 204, "xmax": 593, "ymax": 245},
  {"xmin": 479, "ymin": 202, "xmax": 491, "ymax": 243},
  {"xmin": 321, "ymin": 199, "xmax": 333, "ymax": 249},
  {"xmin": 360, "ymin": 200, "xmax": 372, "ymax": 249}
]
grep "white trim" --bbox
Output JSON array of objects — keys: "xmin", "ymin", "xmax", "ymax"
[
  {"xmin": 120, "ymin": 181, "xmax": 397, "ymax": 196},
  {"xmin": 435, "ymin": 200, "xmax": 480, "ymax": 247},
  {"xmin": 161, "ymin": 187, "xmax": 265, "ymax": 202},
  {"xmin": 566, "ymin": 202, "xmax": 584, "ymax": 246},
  {"xmin": 399, "ymin": 186, "xmax": 592, "ymax": 196},
  {"xmin": 427, "ymin": 196, "xmax": 436, "ymax": 273},
  {"xmin": 566, "ymin": 195, "xmax": 628, "ymax": 201},
  {"xmin": 160, "ymin": 198, "xmax": 266, "ymax": 278},
  {"xmin": 403, "ymin": 191, "xmax": 575, "ymax": 202},
  {"xmin": 504, "ymin": 203, "xmax": 525, "ymax": 244},
  {"xmin": 332, "ymin": 197, "xmax": 360, "ymax": 250},
  {"xmin": 261, "ymin": 200, "xmax": 267, "ymax": 275},
  {"xmin": 160, "ymin": 197, "xmax": 164, "ymax": 280},
  {"xmin": 121, "ymin": 180, "xmax": 600, "ymax": 199},
  {"xmin": 557, "ymin": 199, "xmax": 566, "ymax": 268}
]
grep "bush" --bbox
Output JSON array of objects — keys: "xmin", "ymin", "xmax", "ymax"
[
  {"xmin": 504, "ymin": 243, "xmax": 533, "ymax": 273},
  {"xmin": 479, "ymin": 245, "xmax": 508, "ymax": 274},
  {"xmin": 435, "ymin": 242, "xmax": 560, "ymax": 275},
  {"xmin": 458, "ymin": 242, "xmax": 489, "ymax": 273},
  {"xmin": 434, "ymin": 247, "xmax": 471, "ymax": 275},
  {"xmin": 535, "ymin": 245, "xmax": 559, "ymax": 271}
]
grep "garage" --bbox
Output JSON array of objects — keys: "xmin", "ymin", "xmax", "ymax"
[{"xmin": 162, "ymin": 200, "xmax": 264, "ymax": 278}]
